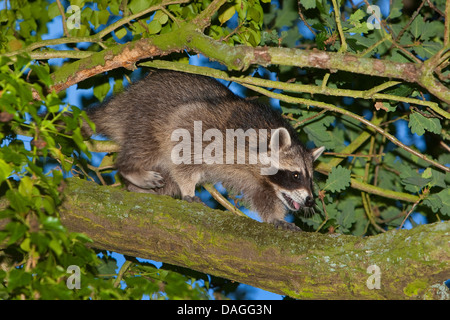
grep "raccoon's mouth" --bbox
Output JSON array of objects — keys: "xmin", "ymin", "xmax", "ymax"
[{"xmin": 282, "ymin": 192, "xmax": 301, "ymax": 211}]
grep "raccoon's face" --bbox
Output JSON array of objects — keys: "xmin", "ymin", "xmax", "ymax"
[
  {"xmin": 267, "ymin": 128, "xmax": 325, "ymax": 211},
  {"xmin": 271, "ymin": 168, "xmax": 316, "ymax": 211}
]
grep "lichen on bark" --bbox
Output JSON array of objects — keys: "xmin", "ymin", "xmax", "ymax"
[{"xmin": 55, "ymin": 178, "xmax": 450, "ymax": 300}]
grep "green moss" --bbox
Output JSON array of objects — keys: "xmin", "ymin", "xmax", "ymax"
[
  {"xmin": 404, "ymin": 279, "xmax": 429, "ymax": 297},
  {"xmin": 61, "ymin": 178, "xmax": 450, "ymax": 299}
]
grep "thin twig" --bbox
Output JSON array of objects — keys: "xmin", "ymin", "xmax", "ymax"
[
  {"xmin": 315, "ymin": 191, "xmax": 328, "ymax": 233},
  {"xmin": 399, "ymin": 198, "xmax": 421, "ymax": 230},
  {"xmin": 439, "ymin": 141, "xmax": 450, "ymax": 152},
  {"xmin": 426, "ymin": 0, "xmax": 444, "ymax": 17},
  {"xmin": 324, "ymin": 152, "xmax": 385, "ymax": 159},
  {"xmin": 297, "ymin": 1, "xmax": 316, "ymax": 36},
  {"xmin": 114, "ymin": 260, "xmax": 132, "ymax": 288},
  {"xmin": 361, "ymin": 134, "xmax": 385, "ymax": 233},
  {"xmin": 283, "ymin": 109, "xmax": 328, "ymax": 128},
  {"xmin": 330, "ymin": 0, "xmax": 347, "ymax": 52},
  {"xmin": 362, "ymin": 192, "xmax": 386, "ymax": 233},
  {"xmin": 202, "ymin": 184, "xmax": 246, "ymax": 217},
  {"xmin": 56, "ymin": 0, "xmax": 69, "ymax": 37},
  {"xmin": 393, "ymin": 0, "xmax": 426, "ymax": 43},
  {"xmin": 191, "ymin": 0, "xmax": 227, "ymax": 30}
]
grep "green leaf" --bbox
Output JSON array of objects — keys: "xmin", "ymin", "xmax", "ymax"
[
  {"xmin": 437, "ymin": 189, "xmax": 450, "ymax": 216},
  {"xmin": 114, "ymin": 27, "xmax": 128, "ymax": 39},
  {"xmin": 97, "ymin": 256, "xmax": 118, "ymax": 276},
  {"xmin": 336, "ymin": 198, "xmax": 358, "ymax": 230},
  {"xmin": 389, "ymin": 0, "xmax": 403, "ymax": 19},
  {"xmin": 20, "ymin": 238, "xmax": 31, "ymax": 252},
  {"xmin": 301, "ymin": 0, "xmax": 316, "ymax": 10},
  {"xmin": 421, "ymin": 168, "xmax": 446, "ymax": 188},
  {"xmin": 414, "ymin": 41, "xmax": 441, "ymax": 59},
  {"xmin": 98, "ymin": 9, "xmax": 110, "ymax": 26},
  {"xmin": 348, "ymin": 9, "xmax": 366, "ymax": 24},
  {"xmin": 421, "ymin": 20, "xmax": 444, "ymax": 41},
  {"xmin": 0, "ymin": 158, "xmax": 12, "ymax": 183},
  {"xmin": 345, "ymin": 9, "xmax": 369, "ymax": 34},
  {"xmin": 93, "ymin": 80, "xmax": 111, "ymax": 102},
  {"xmin": 6, "ymin": 221, "xmax": 28, "ymax": 245},
  {"xmin": 49, "ymin": 239, "xmax": 63, "ymax": 256},
  {"xmin": 30, "ymin": 64, "xmax": 52, "ymax": 86},
  {"xmin": 423, "ymin": 193, "xmax": 442, "ymax": 213},
  {"xmin": 6, "ymin": 190, "xmax": 30, "ymax": 214},
  {"xmin": 248, "ymin": 6, "xmax": 261, "ymax": 24},
  {"xmin": 408, "ymin": 112, "xmax": 442, "ymax": 136},
  {"xmin": 421, "ymin": 168, "xmax": 432, "ymax": 179},
  {"xmin": 274, "ymin": 0, "xmax": 298, "ymax": 29},
  {"xmin": 409, "ymin": 14, "xmax": 425, "ymax": 39},
  {"xmin": 397, "ymin": 163, "xmax": 426, "ymax": 193},
  {"xmin": 218, "ymin": 4, "xmax": 236, "ymax": 25},
  {"xmin": 324, "ymin": 166, "xmax": 351, "ymax": 192},
  {"xmin": 291, "ymin": 108, "xmax": 336, "ymax": 148},
  {"xmin": 7, "ymin": 269, "xmax": 32, "ymax": 291},
  {"xmin": 304, "ymin": 124, "xmax": 334, "ymax": 149},
  {"xmin": 42, "ymin": 216, "xmax": 65, "ymax": 232},
  {"xmin": 129, "ymin": 0, "xmax": 152, "ymax": 14},
  {"xmin": 154, "ymin": 10, "xmax": 168, "ymax": 25},
  {"xmin": 380, "ymin": 207, "xmax": 403, "ymax": 226},
  {"xmin": 148, "ymin": 20, "xmax": 162, "ymax": 34},
  {"xmin": 47, "ymin": 2, "xmax": 60, "ymax": 20},
  {"xmin": 401, "ymin": 176, "xmax": 431, "ymax": 190},
  {"xmin": 18, "ymin": 176, "xmax": 33, "ymax": 200}
]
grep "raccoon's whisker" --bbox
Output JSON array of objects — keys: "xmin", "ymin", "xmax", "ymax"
[{"xmin": 301, "ymin": 206, "xmax": 316, "ymax": 218}]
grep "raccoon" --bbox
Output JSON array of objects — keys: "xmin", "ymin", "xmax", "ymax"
[{"xmin": 86, "ymin": 70, "xmax": 324, "ymax": 231}]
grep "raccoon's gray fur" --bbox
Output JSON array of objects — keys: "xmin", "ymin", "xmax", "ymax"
[{"xmin": 86, "ymin": 70, "xmax": 324, "ymax": 231}]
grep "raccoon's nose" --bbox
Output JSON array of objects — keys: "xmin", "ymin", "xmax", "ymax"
[{"xmin": 305, "ymin": 196, "xmax": 314, "ymax": 207}]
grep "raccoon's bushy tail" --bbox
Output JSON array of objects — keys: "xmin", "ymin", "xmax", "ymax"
[{"xmin": 82, "ymin": 102, "xmax": 124, "ymax": 143}]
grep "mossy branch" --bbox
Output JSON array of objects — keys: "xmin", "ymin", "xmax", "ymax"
[{"xmin": 50, "ymin": 178, "xmax": 450, "ymax": 299}]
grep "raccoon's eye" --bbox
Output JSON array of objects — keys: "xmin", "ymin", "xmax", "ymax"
[{"xmin": 292, "ymin": 172, "xmax": 301, "ymax": 180}]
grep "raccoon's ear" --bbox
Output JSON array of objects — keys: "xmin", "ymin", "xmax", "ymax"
[
  {"xmin": 270, "ymin": 127, "xmax": 291, "ymax": 151},
  {"xmin": 311, "ymin": 146, "xmax": 325, "ymax": 161}
]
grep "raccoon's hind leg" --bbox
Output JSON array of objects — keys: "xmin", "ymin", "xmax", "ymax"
[
  {"xmin": 125, "ymin": 168, "xmax": 182, "ymax": 198},
  {"xmin": 121, "ymin": 170, "xmax": 165, "ymax": 190},
  {"xmin": 169, "ymin": 167, "xmax": 202, "ymax": 203},
  {"xmin": 114, "ymin": 141, "xmax": 165, "ymax": 191}
]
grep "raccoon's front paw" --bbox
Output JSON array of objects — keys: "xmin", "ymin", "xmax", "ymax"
[{"xmin": 272, "ymin": 220, "xmax": 302, "ymax": 232}]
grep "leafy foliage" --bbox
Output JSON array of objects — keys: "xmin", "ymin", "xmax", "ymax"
[
  {"xmin": 0, "ymin": 55, "xmax": 103, "ymax": 299},
  {"xmin": 0, "ymin": 0, "xmax": 449, "ymax": 299},
  {"xmin": 323, "ymin": 166, "xmax": 351, "ymax": 193}
]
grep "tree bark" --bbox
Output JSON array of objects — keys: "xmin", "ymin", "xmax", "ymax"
[{"xmin": 57, "ymin": 178, "xmax": 449, "ymax": 300}]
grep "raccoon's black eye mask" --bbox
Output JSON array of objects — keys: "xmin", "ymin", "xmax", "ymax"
[{"xmin": 268, "ymin": 169, "xmax": 310, "ymax": 190}]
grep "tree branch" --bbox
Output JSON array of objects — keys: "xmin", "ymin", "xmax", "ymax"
[
  {"xmin": 52, "ymin": 178, "xmax": 449, "ymax": 300},
  {"xmin": 47, "ymin": 26, "xmax": 450, "ymax": 111}
]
